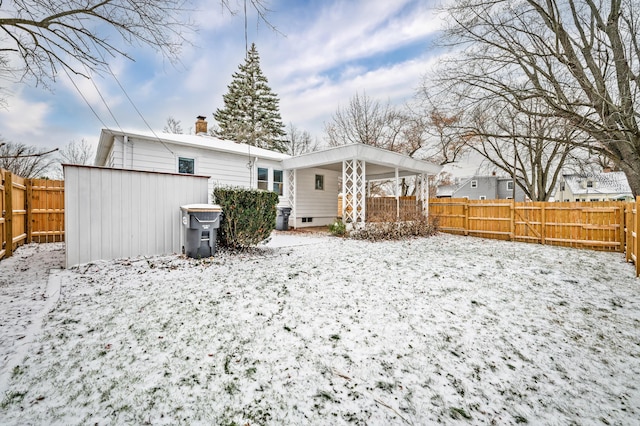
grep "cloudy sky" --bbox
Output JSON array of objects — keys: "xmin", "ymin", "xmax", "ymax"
[{"xmin": 1, "ymin": 0, "xmax": 452, "ymax": 161}]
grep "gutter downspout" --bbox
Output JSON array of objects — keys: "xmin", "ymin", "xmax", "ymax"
[{"xmin": 123, "ymin": 135, "xmax": 128, "ymax": 169}]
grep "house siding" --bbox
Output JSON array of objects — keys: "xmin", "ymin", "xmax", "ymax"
[
  {"xmin": 105, "ymin": 136, "xmax": 288, "ymax": 202},
  {"xmin": 451, "ymin": 176, "xmax": 526, "ymax": 201},
  {"xmin": 293, "ymin": 168, "xmax": 341, "ymax": 227},
  {"xmin": 455, "ymin": 177, "xmax": 497, "ymax": 200}
]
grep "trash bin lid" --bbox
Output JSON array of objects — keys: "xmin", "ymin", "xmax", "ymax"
[{"xmin": 181, "ymin": 203, "xmax": 222, "ymax": 213}]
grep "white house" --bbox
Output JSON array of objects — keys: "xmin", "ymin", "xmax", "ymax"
[
  {"xmin": 95, "ymin": 117, "xmax": 289, "ymax": 205},
  {"xmin": 554, "ymin": 171, "xmax": 633, "ymax": 202},
  {"xmin": 94, "ymin": 117, "xmax": 443, "ymax": 228}
]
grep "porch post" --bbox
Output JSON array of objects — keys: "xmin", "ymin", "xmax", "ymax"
[
  {"xmin": 287, "ymin": 169, "xmax": 297, "ymax": 228},
  {"xmin": 419, "ymin": 173, "xmax": 429, "ymax": 218},
  {"xmin": 395, "ymin": 167, "xmax": 400, "ymax": 220},
  {"xmin": 342, "ymin": 159, "xmax": 366, "ymax": 227}
]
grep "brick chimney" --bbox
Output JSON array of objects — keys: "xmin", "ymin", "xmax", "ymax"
[{"xmin": 195, "ymin": 116, "xmax": 207, "ymax": 135}]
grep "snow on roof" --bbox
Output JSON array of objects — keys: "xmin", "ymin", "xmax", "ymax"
[
  {"xmin": 95, "ymin": 129, "xmax": 290, "ymax": 166},
  {"xmin": 563, "ymin": 171, "xmax": 632, "ymax": 196},
  {"xmin": 436, "ymin": 184, "xmax": 459, "ymax": 197},
  {"xmin": 281, "ymin": 143, "xmax": 442, "ymax": 176}
]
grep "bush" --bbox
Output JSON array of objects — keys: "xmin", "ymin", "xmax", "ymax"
[
  {"xmin": 348, "ymin": 212, "xmax": 439, "ymax": 242},
  {"xmin": 328, "ymin": 219, "xmax": 347, "ymax": 236},
  {"xmin": 212, "ymin": 187, "xmax": 279, "ymax": 250}
]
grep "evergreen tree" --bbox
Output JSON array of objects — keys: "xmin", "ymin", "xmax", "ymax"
[{"xmin": 214, "ymin": 43, "xmax": 287, "ymax": 152}]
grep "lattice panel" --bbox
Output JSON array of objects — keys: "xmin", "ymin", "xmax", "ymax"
[
  {"xmin": 342, "ymin": 160, "xmax": 355, "ymax": 223},
  {"xmin": 419, "ymin": 173, "xmax": 429, "ymax": 216},
  {"xmin": 342, "ymin": 160, "xmax": 365, "ymax": 224},
  {"xmin": 354, "ymin": 160, "xmax": 365, "ymax": 223},
  {"xmin": 287, "ymin": 169, "xmax": 296, "ymax": 224}
]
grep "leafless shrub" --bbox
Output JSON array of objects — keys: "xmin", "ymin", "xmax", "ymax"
[{"xmin": 349, "ymin": 212, "xmax": 439, "ymax": 242}]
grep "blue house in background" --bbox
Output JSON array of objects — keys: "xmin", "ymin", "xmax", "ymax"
[{"xmin": 437, "ymin": 175, "xmax": 527, "ymax": 201}]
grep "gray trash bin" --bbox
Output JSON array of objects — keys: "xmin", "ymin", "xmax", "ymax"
[
  {"xmin": 181, "ymin": 204, "xmax": 222, "ymax": 258},
  {"xmin": 276, "ymin": 206, "xmax": 292, "ymax": 231}
]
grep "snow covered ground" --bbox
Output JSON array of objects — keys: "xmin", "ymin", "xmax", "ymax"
[{"xmin": 1, "ymin": 232, "xmax": 639, "ymax": 425}]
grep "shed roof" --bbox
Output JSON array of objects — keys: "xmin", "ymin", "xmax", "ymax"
[
  {"xmin": 95, "ymin": 128, "xmax": 290, "ymax": 166},
  {"xmin": 281, "ymin": 143, "xmax": 442, "ymax": 179}
]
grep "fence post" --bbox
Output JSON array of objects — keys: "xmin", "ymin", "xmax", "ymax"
[
  {"xmin": 26, "ymin": 179, "xmax": 33, "ymax": 243},
  {"xmin": 636, "ymin": 196, "xmax": 640, "ymax": 277},
  {"xmin": 541, "ymin": 203, "xmax": 546, "ymax": 245},
  {"xmin": 510, "ymin": 200, "xmax": 515, "ymax": 241},
  {"xmin": 4, "ymin": 171, "xmax": 13, "ymax": 257},
  {"xmin": 625, "ymin": 203, "xmax": 632, "ymax": 262},
  {"xmin": 464, "ymin": 200, "xmax": 469, "ymax": 236},
  {"xmin": 619, "ymin": 204, "xmax": 625, "ymax": 254}
]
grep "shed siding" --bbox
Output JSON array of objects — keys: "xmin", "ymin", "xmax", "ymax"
[
  {"xmin": 294, "ymin": 168, "xmax": 340, "ymax": 227},
  {"xmin": 64, "ymin": 166, "xmax": 208, "ymax": 267}
]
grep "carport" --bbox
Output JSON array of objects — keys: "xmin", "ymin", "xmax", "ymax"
[{"xmin": 281, "ymin": 144, "xmax": 442, "ymax": 228}]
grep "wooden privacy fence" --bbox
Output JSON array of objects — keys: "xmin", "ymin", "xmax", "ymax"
[
  {"xmin": 337, "ymin": 195, "xmax": 423, "ymax": 221},
  {"xmin": 1, "ymin": 169, "xmax": 64, "ymax": 261},
  {"xmin": 430, "ymin": 198, "xmax": 640, "ymax": 276},
  {"xmin": 627, "ymin": 199, "xmax": 640, "ymax": 277}
]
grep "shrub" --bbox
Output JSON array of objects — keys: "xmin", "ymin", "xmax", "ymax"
[
  {"xmin": 348, "ymin": 212, "xmax": 439, "ymax": 242},
  {"xmin": 212, "ymin": 187, "xmax": 279, "ymax": 250},
  {"xmin": 328, "ymin": 219, "xmax": 347, "ymax": 236}
]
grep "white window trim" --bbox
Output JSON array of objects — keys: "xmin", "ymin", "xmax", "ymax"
[
  {"xmin": 257, "ymin": 167, "xmax": 269, "ymax": 191},
  {"xmin": 273, "ymin": 169, "xmax": 284, "ymax": 196},
  {"xmin": 479, "ymin": 195, "xmax": 487, "ymax": 200},
  {"xmin": 315, "ymin": 174, "xmax": 325, "ymax": 191},
  {"xmin": 506, "ymin": 181, "xmax": 514, "ymax": 191},
  {"xmin": 470, "ymin": 180, "xmax": 478, "ymax": 189},
  {"xmin": 177, "ymin": 156, "xmax": 196, "ymax": 174}
]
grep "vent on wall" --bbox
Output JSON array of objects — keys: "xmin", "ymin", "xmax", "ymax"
[{"xmin": 301, "ymin": 217, "xmax": 313, "ymax": 223}]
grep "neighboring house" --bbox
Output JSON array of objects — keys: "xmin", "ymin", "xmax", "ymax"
[
  {"xmin": 95, "ymin": 117, "xmax": 443, "ymax": 228},
  {"xmin": 554, "ymin": 171, "xmax": 633, "ymax": 202},
  {"xmin": 437, "ymin": 175, "xmax": 527, "ymax": 201}
]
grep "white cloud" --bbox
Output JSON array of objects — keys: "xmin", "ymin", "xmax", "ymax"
[
  {"xmin": 0, "ymin": 91, "xmax": 50, "ymax": 144},
  {"xmin": 278, "ymin": 53, "xmax": 442, "ymax": 140},
  {"xmin": 264, "ymin": 0, "xmax": 441, "ymax": 78}
]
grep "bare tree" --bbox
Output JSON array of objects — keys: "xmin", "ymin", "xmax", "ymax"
[
  {"xmin": 0, "ymin": 140, "xmax": 57, "ymax": 178},
  {"xmin": 0, "ymin": 1, "xmax": 273, "ymax": 97},
  {"xmin": 324, "ymin": 91, "xmax": 401, "ymax": 149},
  {"xmin": 435, "ymin": 0, "xmax": 640, "ymax": 195},
  {"xmin": 52, "ymin": 139, "xmax": 95, "ymax": 178},
  {"xmin": 466, "ymin": 99, "xmax": 589, "ymax": 201},
  {"xmin": 0, "ymin": 0, "xmax": 195, "ymax": 91},
  {"xmin": 164, "ymin": 117, "xmax": 184, "ymax": 134},
  {"xmin": 284, "ymin": 123, "xmax": 319, "ymax": 156},
  {"xmin": 59, "ymin": 139, "xmax": 94, "ymax": 165},
  {"xmin": 410, "ymin": 97, "xmax": 468, "ymax": 166}
]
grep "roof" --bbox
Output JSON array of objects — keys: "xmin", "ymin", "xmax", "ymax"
[
  {"xmin": 436, "ymin": 184, "xmax": 459, "ymax": 197},
  {"xmin": 562, "ymin": 172, "xmax": 632, "ymax": 196},
  {"xmin": 281, "ymin": 143, "xmax": 442, "ymax": 178},
  {"xmin": 95, "ymin": 128, "xmax": 290, "ymax": 166}
]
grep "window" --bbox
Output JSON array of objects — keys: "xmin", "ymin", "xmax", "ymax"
[
  {"xmin": 470, "ymin": 180, "xmax": 478, "ymax": 188},
  {"xmin": 479, "ymin": 195, "xmax": 487, "ymax": 200},
  {"xmin": 178, "ymin": 157, "xmax": 195, "ymax": 174},
  {"xmin": 560, "ymin": 182, "xmax": 565, "ymax": 191},
  {"xmin": 273, "ymin": 170, "xmax": 283, "ymax": 195},
  {"xmin": 257, "ymin": 167, "xmax": 268, "ymax": 190},
  {"xmin": 586, "ymin": 180, "xmax": 594, "ymax": 188},
  {"xmin": 506, "ymin": 181, "xmax": 514, "ymax": 191},
  {"xmin": 315, "ymin": 174, "xmax": 324, "ymax": 190}
]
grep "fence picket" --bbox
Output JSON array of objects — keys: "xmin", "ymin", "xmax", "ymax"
[{"xmin": 0, "ymin": 169, "xmax": 65, "ymax": 261}]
